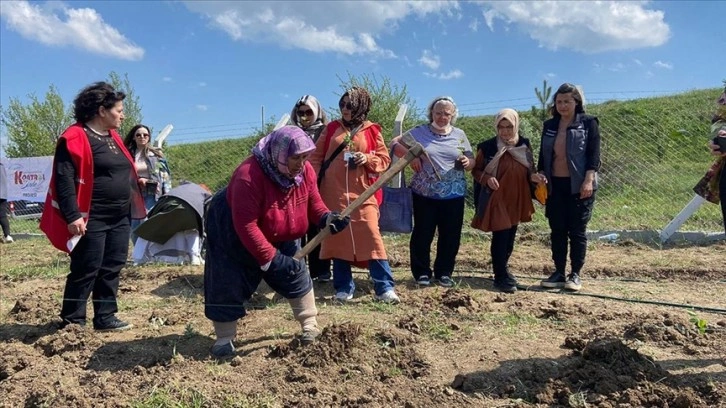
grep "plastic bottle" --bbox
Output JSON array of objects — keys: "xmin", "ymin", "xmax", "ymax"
[{"xmin": 598, "ymin": 233, "xmax": 619, "ymax": 242}]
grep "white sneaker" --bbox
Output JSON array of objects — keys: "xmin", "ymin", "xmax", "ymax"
[
  {"xmin": 334, "ymin": 292, "xmax": 353, "ymax": 302},
  {"xmin": 374, "ymin": 290, "xmax": 400, "ymax": 304},
  {"xmin": 3, "ymin": 235, "xmax": 13, "ymax": 243}
]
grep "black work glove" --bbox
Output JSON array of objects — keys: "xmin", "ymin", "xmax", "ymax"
[
  {"xmin": 268, "ymin": 250, "xmax": 302, "ymax": 277},
  {"xmin": 318, "ymin": 211, "xmax": 351, "ymax": 235}
]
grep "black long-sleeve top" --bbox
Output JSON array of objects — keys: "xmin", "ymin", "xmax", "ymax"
[{"xmin": 54, "ymin": 129, "xmax": 132, "ymax": 223}]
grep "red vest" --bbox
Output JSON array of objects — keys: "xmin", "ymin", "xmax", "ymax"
[{"xmin": 40, "ymin": 123, "xmax": 146, "ymax": 253}]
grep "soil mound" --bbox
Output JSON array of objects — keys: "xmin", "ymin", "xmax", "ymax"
[{"xmin": 452, "ymin": 336, "xmax": 721, "ymax": 407}]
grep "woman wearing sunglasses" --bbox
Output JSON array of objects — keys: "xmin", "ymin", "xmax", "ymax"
[
  {"xmin": 291, "ymin": 95, "xmax": 332, "ymax": 282},
  {"xmin": 309, "ymin": 87, "xmax": 400, "ymax": 304},
  {"xmin": 291, "ymin": 94, "xmax": 328, "ymax": 142},
  {"xmin": 123, "ymin": 124, "xmax": 171, "ymax": 244}
]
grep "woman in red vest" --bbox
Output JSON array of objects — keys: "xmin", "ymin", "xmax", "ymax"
[{"xmin": 40, "ymin": 82, "xmax": 146, "ymax": 331}]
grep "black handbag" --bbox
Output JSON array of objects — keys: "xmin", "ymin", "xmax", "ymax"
[{"xmin": 379, "ymin": 169, "xmax": 413, "ymax": 233}]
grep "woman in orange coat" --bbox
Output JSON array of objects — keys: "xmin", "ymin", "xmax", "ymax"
[{"xmin": 309, "ymin": 87, "xmax": 399, "ymax": 303}]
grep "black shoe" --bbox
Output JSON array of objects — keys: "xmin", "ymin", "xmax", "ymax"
[
  {"xmin": 541, "ymin": 271, "xmax": 566, "ymax": 288},
  {"xmin": 94, "ymin": 316, "xmax": 133, "ymax": 332},
  {"xmin": 564, "ymin": 273, "xmax": 582, "ymax": 291},
  {"xmin": 493, "ymin": 280, "xmax": 517, "ymax": 293},
  {"xmin": 437, "ymin": 276, "xmax": 455, "ymax": 288}
]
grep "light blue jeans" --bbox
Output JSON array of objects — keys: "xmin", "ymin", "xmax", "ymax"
[
  {"xmin": 332, "ymin": 259, "xmax": 395, "ymax": 296},
  {"xmin": 130, "ymin": 193, "xmax": 157, "ymax": 244}
]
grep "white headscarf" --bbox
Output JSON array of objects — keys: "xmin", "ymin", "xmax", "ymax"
[{"xmin": 291, "ymin": 95, "xmax": 327, "ymax": 140}]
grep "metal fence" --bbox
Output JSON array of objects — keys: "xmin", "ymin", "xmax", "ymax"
[{"xmin": 8, "ymin": 90, "xmax": 724, "ymax": 238}]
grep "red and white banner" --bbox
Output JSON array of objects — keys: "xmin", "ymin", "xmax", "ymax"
[{"xmin": 4, "ymin": 156, "xmax": 53, "ymax": 202}]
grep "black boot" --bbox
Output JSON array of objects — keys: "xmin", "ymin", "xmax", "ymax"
[{"xmin": 493, "ymin": 267, "xmax": 518, "ymax": 294}]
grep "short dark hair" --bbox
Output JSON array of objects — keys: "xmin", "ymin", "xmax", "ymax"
[
  {"xmin": 73, "ymin": 82, "xmax": 126, "ymax": 123},
  {"xmin": 549, "ymin": 83, "xmax": 585, "ymax": 118},
  {"xmin": 124, "ymin": 124, "xmax": 151, "ymax": 151}
]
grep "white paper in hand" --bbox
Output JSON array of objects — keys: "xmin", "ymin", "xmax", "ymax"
[{"xmin": 67, "ymin": 235, "xmax": 81, "ymax": 252}]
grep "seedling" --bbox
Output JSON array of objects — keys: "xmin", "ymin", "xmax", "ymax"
[{"xmin": 687, "ymin": 311, "xmax": 708, "ymax": 335}]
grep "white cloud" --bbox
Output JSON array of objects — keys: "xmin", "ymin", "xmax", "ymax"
[
  {"xmin": 418, "ymin": 50, "xmax": 441, "ymax": 70},
  {"xmin": 477, "ymin": 1, "xmax": 670, "ymax": 53},
  {"xmin": 162, "ymin": 77, "xmax": 173, "ymax": 82},
  {"xmin": 608, "ymin": 62, "xmax": 626, "ymax": 73},
  {"xmin": 424, "ymin": 69, "xmax": 463, "ymax": 80},
  {"xmin": 183, "ymin": 1, "xmax": 457, "ymax": 57},
  {"xmin": 483, "ymin": 9, "xmax": 497, "ymax": 31},
  {"xmin": 469, "ymin": 18, "xmax": 479, "ymax": 32},
  {"xmin": 196, "ymin": 105, "xmax": 208, "ymax": 111},
  {"xmin": 545, "ymin": 72, "xmax": 556, "ymax": 79},
  {"xmin": 0, "ymin": 0, "xmax": 144, "ymax": 60},
  {"xmin": 439, "ymin": 69, "xmax": 463, "ymax": 80},
  {"xmin": 633, "ymin": 58, "xmax": 643, "ymax": 66},
  {"xmin": 654, "ymin": 60, "xmax": 673, "ymax": 69}
]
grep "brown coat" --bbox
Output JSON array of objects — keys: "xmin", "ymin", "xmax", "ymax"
[
  {"xmin": 309, "ymin": 120, "xmax": 391, "ymax": 262},
  {"xmin": 471, "ymin": 151, "xmax": 535, "ymax": 232}
]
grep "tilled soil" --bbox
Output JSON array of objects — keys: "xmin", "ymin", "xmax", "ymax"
[{"xmin": 1, "ymin": 237, "xmax": 725, "ymax": 407}]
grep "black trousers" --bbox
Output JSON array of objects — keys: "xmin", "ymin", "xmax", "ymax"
[
  {"xmin": 60, "ymin": 216, "xmax": 130, "ymax": 325},
  {"xmin": 301, "ymin": 224, "xmax": 331, "ymax": 279},
  {"xmin": 491, "ymin": 225, "xmax": 518, "ymax": 280},
  {"xmin": 545, "ymin": 177, "xmax": 595, "ymax": 274},
  {"xmin": 0, "ymin": 199, "xmax": 10, "ymax": 237},
  {"xmin": 720, "ymin": 164, "xmax": 726, "ymax": 235},
  {"xmin": 410, "ymin": 193, "xmax": 465, "ymax": 280}
]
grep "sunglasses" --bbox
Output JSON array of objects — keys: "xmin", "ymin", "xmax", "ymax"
[
  {"xmin": 297, "ymin": 109, "xmax": 314, "ymax": 117},
  {"xmin": 338, "ymin": 101, "xmax": 353, "ymax": 110},
  {"xmin": 497, "ymin": 125, "xmax": 514, "ymax": 131},
  {"xmin": 135, "ymin": 133, "xmax": 150, "ymax": 138}
]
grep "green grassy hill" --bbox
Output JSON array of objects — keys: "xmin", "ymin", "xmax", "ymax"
[{"xmin": 164, "ymin": 88, "xmax": 723, "ymax": 231}]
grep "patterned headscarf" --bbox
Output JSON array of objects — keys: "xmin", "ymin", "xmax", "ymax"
[
  {"xmin": 291, "ymin": 95, "xmax": 327, "ymax": 141},
  {"xmin": 252, "ymin": 126, "xmax": 316, "ymax": 190},
  {"xmin": 339, "ymin": 86, "xmax": 371, "ymax": 129}
]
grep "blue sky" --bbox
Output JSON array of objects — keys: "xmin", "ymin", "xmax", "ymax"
[{"xmin": 1, "ymin": 0, "xmax": 724, "ymax": 147}]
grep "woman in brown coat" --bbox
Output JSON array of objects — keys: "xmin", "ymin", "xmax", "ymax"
[
  {"xmin": 471, "ymin": 109, "xmax": 538, "ymax": 293},
  {"xmin": 309, "ymin": 87, "xmax": 399, "ymax": 303}
]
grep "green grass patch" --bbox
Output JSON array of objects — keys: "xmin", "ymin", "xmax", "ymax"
[
  {"xmin": 131, "ymin": 385, "xmax": 278, "ymax": 408},
  {"xmin": 479, "ymin": 311, "xmax": 540, "ymax": 336},
  {"xmin": 1, "ymin": 257, "xmax": 67, "ymax": 280}
]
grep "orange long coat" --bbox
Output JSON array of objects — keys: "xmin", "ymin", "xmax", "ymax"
[{"xmin": 309, "ymin": 120, "xmax": 391, "ymax": 263}]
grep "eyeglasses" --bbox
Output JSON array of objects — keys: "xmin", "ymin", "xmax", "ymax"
[
  {"xmin": 297, "ymin": 109, "xmax": 314, "ymax": 117},
  {"xmin": 339, "ymin": 101, "xmax": 353, "ymax": 110},
  {"xmin": 135, "ymin": 133, "xmax": 150, "ymax": 138},
  {"xmin": 497, "ymin": 125, "xmax": 514, "ymax": 131}
]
